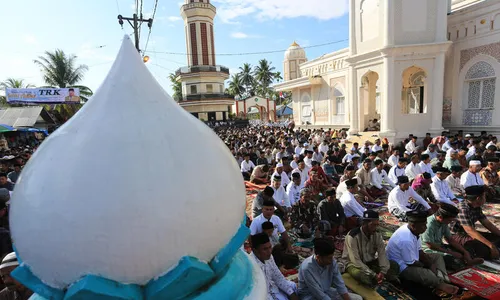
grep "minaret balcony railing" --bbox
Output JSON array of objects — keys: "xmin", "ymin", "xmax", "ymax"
[
  {"xmin": 175, "ymin": 65, "xmax": 230, "ymax": 76},
  {"xmin": 182, "ymin": 93, "xmax": 234, "ymax": 101},
  {"xmin": 181, "ymin": 2, "xmax": 216, "ymax": 13}
]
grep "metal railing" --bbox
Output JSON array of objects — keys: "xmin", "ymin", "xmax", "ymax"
[
  {"xmin": 182, "ymin": 2, "xmax": 216, "ymax": 13},
  {"xmin": 183, "ymin": 93, "xmax": 234, "ymax": 101},
  {"xmin": 175, "ymin": 65, "xmax": 230, "ymax": 76}
]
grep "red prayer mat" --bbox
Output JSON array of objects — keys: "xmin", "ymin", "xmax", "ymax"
[{"xmin": 450, "ymin": 267, "xmax": 500, "ymax": 299}]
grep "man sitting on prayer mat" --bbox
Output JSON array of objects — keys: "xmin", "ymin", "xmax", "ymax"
[
  {"xmin": 411, "ymin": 172, "xmax": 437, "ymax": 204},
  {"xmin": 430, "ymin": 167, "xmax": 460, "ymax": 206},
  {"xmin": 271, "ymin": 175, "xmax": 290, "ymax": 209},
  {"xmin": 370, "ymin": 159, "xmax": 395, "ymax": 195},
  {"xmin": 286, "ymin": 172, "xmax": 303, "ymax": 207},
  {"xmin": 338, "ymin": 166, "xmax": 374, "ymax": 202},
  {"xmin": 290, "ymin": 188, "xmax": 318, "ymax": 239},
  {"xmin": 272, "ymin": 163, "xmax": 291, "ymax": 187},
  {"xmin": 388, "ymin": 158, "xmax": 408, "ymax": 184},
  {"xmin": 461, "ymin": 160, "xmax": 485, "ymax": 189},
  {"xmin": 450, "ymin": 185, "xmax": 500, "ymax": 260},
  {"xmin": 0, "ymin": 252, "xmax": 33, "ymax": 300},
  {"xmin": 252, "ymin": 186, "xmax": 286, "ymax": 219},
  {"xmin": 421, "ymin": 203, "xmax": 483, "ymax": 270},
  {"xmin": 298, "ymin": 238, "xmax": 362, "ymax": 300},
  {"xmin": 250, "ymin": 164, "xmax": 270, "ymax": 184},
  {"xmin": 250, "ymin": 200, "xmax": 291, "ymax": 252},
  {"xmin": 241, "ymin": 153, "xmax": 256, "ymax": 181},
  {"xmin": 386, "ymin": 211, "xmax": 460, "ymax": 296},
  {"xmin": 388, "ymin": 176, "xmax": 432, "ymax": 222},
  {"xmin": 317, "ymin": 188, "xmax": 346, "ymax": 236},
  {"xmin": 250, "ymin": 233, "xmax": 299, "ymax": 300},
  {"xmin": 341, "ymin": 210, "xmax": 400, "ymax": 287},
  {"xmin": 340, "ymin": 179, "xmax": 366, "ymax": 230},
  {"xmin": 446, "ymin": 165, "xmax": 465, "ymax": 198},
  {"xmin": 480, "ymin": 157, "xmax": 500, "ymax": 202}
]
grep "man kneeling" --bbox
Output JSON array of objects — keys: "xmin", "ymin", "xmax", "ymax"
[
  {"xmin": 387, "ymin": 211, "xmax": 459, "ymax": 295},
  {"xmin": 341, "ymin": 210, "xmax": 400, "ymax": 287}
]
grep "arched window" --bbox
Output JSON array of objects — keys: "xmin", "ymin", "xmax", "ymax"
[
  {"xmin": 333, "ymin": 85, "xmax": 345, "ymax": 115},
  {"xmin": 465, "ymin": 61, "xmax": 496, "ymax": 109}
]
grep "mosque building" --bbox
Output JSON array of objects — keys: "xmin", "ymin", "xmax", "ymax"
[
  {"xmin": 274, "ymin": 0, "xmax": 500, "ymax": 141},
  {"xmin": 176, "ymin": 0, "xmax": 233, "ymax": 122}
]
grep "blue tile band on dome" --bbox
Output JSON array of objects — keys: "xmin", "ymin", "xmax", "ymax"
[
  {"xmin": 12, "ymin": 265, "xmax": 64, "ymax": 300},
  {"xmin": 209, "ymin": 222, "xmax": 250, "ymax": 275},
  {"xmin": 145, "ymin": 256, "xmax": 215, "ymax": 300},
  {"xmin": 192, "ymin": 250, "xmax": 254, "ymax": 299},
  {"xmin": 64, "ymin": 275, "xmax": 143, "ymax": 300},
  {"xmin": 24, "ymin": 251, "xmax": 256, "ymax": 300}
]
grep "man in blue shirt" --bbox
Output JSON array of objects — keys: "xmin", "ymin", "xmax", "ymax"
[{"xmin": 298, "ymin": 238, "xmax": 362, "ymax": 300}]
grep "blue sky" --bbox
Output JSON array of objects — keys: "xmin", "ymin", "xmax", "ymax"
[{"xmin": 0, "ymin": 0, "xmax": 349, "ymax": 96}]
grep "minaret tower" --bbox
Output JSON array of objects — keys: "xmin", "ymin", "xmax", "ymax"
[{"xmin": 177, "ymin": 0, "xmax": 233, "ymax": 122}]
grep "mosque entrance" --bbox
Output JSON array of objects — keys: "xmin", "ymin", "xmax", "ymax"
[{"xmin": 359, "ymin": 71, "xmax": 380, "ymax": 131}]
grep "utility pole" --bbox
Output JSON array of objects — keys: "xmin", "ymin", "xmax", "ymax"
[{"xmin": 117, "ymin": 14, "xmax": 152, "ymax": 52}]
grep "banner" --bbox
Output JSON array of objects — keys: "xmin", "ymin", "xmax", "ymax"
[{"xmin": 6, "ymin": 88, "xmax": 81, "ymax": 104}]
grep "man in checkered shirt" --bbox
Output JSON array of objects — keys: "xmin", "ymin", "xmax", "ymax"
[{"xmin": 450, "ymin": 185, "xmax": 500, "ymax": 260}]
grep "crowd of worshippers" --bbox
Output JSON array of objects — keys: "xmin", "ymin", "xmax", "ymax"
[{"xmin": 227, "ymin": 126, "xmax": 500, "ymax": 299}]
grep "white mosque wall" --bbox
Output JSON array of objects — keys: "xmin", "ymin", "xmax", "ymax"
[
  {"xmin": 447, "ymin": 0, "xmax": 500, "ymax": 132},
  {"xmin": 352, "ymin": 0, "xmax": 385, "ymax": 55}
]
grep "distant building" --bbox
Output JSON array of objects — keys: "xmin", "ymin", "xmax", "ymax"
[
  {"xmin": 275, "ymin": 0, "xmax": 500, "ymax": 141},
  {"xmin": 176, "ymin": 0, "xmax": 234, "ymax": 122}
]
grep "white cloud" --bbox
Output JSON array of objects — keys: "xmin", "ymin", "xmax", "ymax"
[
  {"xmin": 230, "ymin": 32, "xmax": 261, "ymax": 39},
  {"xmin": 167, "ymin": 16, "xmax": 182, "ymax": 22},
  {"xmin": 23, "ymin": 35, "xmax": 38, "ymax": 45},
  {"xmin": 212, "ymin": 0, "xmax": 348, "ymax": 23}
]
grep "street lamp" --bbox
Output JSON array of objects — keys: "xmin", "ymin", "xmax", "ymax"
[{"xmin": 143, "ymin": 56, "xmax": 150, "ymax": 63}]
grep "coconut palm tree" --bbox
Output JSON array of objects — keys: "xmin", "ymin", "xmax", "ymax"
[
  {"xmin": 254, "ymin": 59, "xmax": 276, "ymax": 96},
  {"xmin": 168, "ymin": 73, "xmax": 182, "ymax": 102},
  {"xmin": 0, "ymin": 78, "xmax": 35, "ymax": 106},
  {"xmin": 274, "ymin": 71, "xmax": 283, "ymax": 83},
  {"xmin": 33, "ymin": 49, "xmax": 93, "ymax": 101},
  {"xmin": 226, "ymin": 74, "xmax": 244, "ymax": 97},
  {"xmin": 239, "ymin": 63, "xmax": 254, "ymax": 95}
]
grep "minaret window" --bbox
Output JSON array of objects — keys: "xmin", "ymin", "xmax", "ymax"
[
  {"xmin": 206, "ymin": 84, "xmax": 213, "ymax": 93},
  {"xmin": 190, "ymin": 23, "xmax": 199, "ymax": 66},
  {"xmin": 201, "ymin": 23, "xmax": 209, "ymax": 65},
  {"xmin": 190, "ymin": 85, "xmax": 198, "ymax": 94}
]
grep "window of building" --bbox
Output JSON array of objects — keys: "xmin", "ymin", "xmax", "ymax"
[
  {"xmin": 465, "ymin": 61, "xmax": 496, "ymax": 109},
  {"xmin": 206, "ymin": 84, "xmax": 213, "ymax": 93},
  {"xmin": 190, "ymin": 85, "xmax": 197, "ymax": 94},
  {"xmin": 402, "ymin": 68, "xmax": 426, "ymax": 114},
  {"xmin": 333, "ymin": 85, "xmax": 345, "ymax": 115}
]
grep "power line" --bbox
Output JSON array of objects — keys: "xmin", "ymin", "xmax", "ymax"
[
  {"xmin": 146, "ymin": 39, "xmax": 349, "ymax": 56},
  {"xmin": 150, "ymin": 63, "xmax": 176, "ymax": 73},
  {"xmin": 143, "ymin": 0, "xmax": 159, "ymax": 57}
]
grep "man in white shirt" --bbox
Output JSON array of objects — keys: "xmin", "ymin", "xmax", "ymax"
[
  {"xmin": 446, "ymin": 165, "xmax": 465, "ymax": 198},
  {"xmin": 303, "ymin": 151, "xmax": 314, "ymax": 169},
  {"xmin": 388, "ymin": 175, "xmax": 432, "ymax": 221},
  {"xmin": 272, "ymin": 163, "xmax": 290, "ymax": 187},
  {"xmin": 371, "ymin": 159, "xmax": 395, "ymax": 193},
  {"xmin": 290, "ymin": 154, "xmax": 300, "ymax": 170},
  {"xmin": 275, "ymin": 146, "xmax": 288, "ymax": 162},
  {"xmin": 240, "ymin": 153, "xmax": 256, "ymax": 180},
  {"xmin": 342, "ymin": 149, "xmax": 356, "ymax": 164},
  {"xmin": 250, "ymin": 233, "xmax": 299, "ymax": 300},
  {"xmin": 292, "ymin": 160, "xmax": 309, "ymax": 186},
  {"xmin": 486, "ymin": 137, "xmax": 497, "ymax": 149},
  {"xmin": 318, "ymin": 140, "xmax": 329, "ymax": 155},
  {"xmin": 405, "ymin": 136, "xmax": 418, "ymax": 154},
  {"xmin": 300, "ymin": 143, "xmax": 310, "ymax": 155},
  {"xmin": 250, "ymin": 200, "xmax": 291, "ymax": 250},
  {"xmin": 460, "ymin": 160, "xmax": 484, "ymax": 189},
  {"xmin": 386, "ymin": 211, "xmax": 459, "ymax": 295},
  {"xmin": 286, "ymin": 172, "xmax": 303, "ymax": 207},
  {"xmin": 441, "ymin": 137, "xmax": 454, "ymax": 152},
  {"xmin": 405, "ymin": 155, "xmax": 423, "ymax": 181},
  {"xmin": 340, "ymin": 178, "xmax": 366, "ymax": 221},
  {"xmin": 312, "ymin": 146, "xmax": 323, "ymax": 163},
  {"xmin": 423, "ymin": 144, "xmax": 438, "ymax": 161},
  {"xmin": 387, "ymin": 149, "xmax": 400, "ymax": 167},
  {"xmin": 295, "ymin": 143, "xmax": 304, "ymax": 156},
  {"xmin": 389, "ymin": 158, "xmax": 408, "ymax": 184},
  {"xmin": 431, "ymin": 167, "xmax": 459, "ymax": 206},
  {"xmin": 271, "ymin": 175, "xmax": 289, "ymax": 208},
  {"xmin": 418, "ymin": 154, "xmax": 435, "ymax": 178},
  {"xmin": 371, "ymin": 138, "xmax": 383, "ymax": 153},
  {"xmin": 466, "ymin": 139, "xmax": 480, "ymax": 160}
]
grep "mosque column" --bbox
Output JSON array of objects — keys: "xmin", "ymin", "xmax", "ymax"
[
  {"xmin": 430, "ymin": 52, "xmax": 445, "ymax": 132},
  {"xmin": 380, "ymin": 55, "xmax": 396, "ymax": 136},
  {"xmin": 348, "ymin": 66, "xmax": 359, "ymax": 134}
]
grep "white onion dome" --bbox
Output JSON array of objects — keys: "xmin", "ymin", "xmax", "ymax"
[
  {"xmin": 284, "ymin": 41, "xmax": 306, "ymax": 60},
  {"xmin": 10, "ymin": 36, "xmax": 246, "ymax": 290}
]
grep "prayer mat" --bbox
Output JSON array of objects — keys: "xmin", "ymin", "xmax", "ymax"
[
  {"xmin": 376, "ymin": 281, "xmax": 416, "ymax": 300},
  {"xmin": 450, "ymin": 267, "xmax": 500, "ymax": 299},
  {"xmin": 244, "ymin": 181, "xmax": 267, "ymax": 191},
  {"xmin": 245, "ymin": 193, "xmax": 257, "ymax": 219},
  {"xmin": 377, "ymin": 225, "xmax": 398, "ymax": 241}
]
